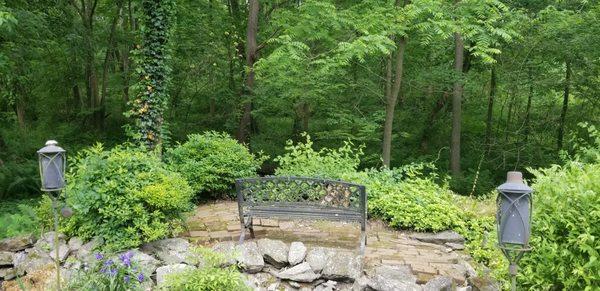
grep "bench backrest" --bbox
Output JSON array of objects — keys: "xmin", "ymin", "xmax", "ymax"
[{"xmin": 236, "ymin": 176, "xmax": 366, "ymax": 213}]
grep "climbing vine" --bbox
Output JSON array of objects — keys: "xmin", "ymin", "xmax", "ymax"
[{"xmin": 127, "ymin": 0, "xmax": 175, "ymax": 150}]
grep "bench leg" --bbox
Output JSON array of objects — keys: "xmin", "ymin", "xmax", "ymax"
[
  {"xmin": 239, "ymin": 216, "xmax": 255, "ymax": 245},
  {"xmin": 359, "ymin": 220, "xmax": 367, "ymax": 256}
]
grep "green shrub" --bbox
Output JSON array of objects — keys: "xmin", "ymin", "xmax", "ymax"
[
  {"xmin": 274, "ymin": 133, "xmax": 363, "ymax": 179},
  {"xmin": 166, "ymin": 132, "xmax": 266, "ymax": 197},
  {"xmin": 519, "ymin": 161, "xmax": 600, "ymax": 289},
  {"xmin": 63, "ymin": 144, "xmax": 194, "ymax": 251}
]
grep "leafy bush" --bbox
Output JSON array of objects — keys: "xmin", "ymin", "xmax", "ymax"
[
  {"xmin": 274, "ymin": 133, "xmax": 363, "ymax": 179},
  {"xmin": 64, "ymin": 144, "xmax": 194, "ymax": 251},
  {"xmin": 67, "ymin": 251, "xmax": 147, "ymax": 291},
  {"xmin": 166, "ymin": 132, "xmax": 266, "ymax": 197},
  {"xmin": 519, "ymin": 161, "xmax": 600, "ymax": 289},
  {"xmin": 161, "ymin": 246, "xmax": 249, "ymax": 291}
]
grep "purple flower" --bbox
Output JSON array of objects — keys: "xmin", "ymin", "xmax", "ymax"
[
  {"xmin": 137, "ymin": 273, "xmax": 144, "ymax": 283},
  {"xmin": 124, "ymin": 275, "xmax": 130, "ymax": 283},
  {"xmin": 119, "ymin": 251, "xmax": 133, "ymax": 267},
  {"xmin": 104, "ymin": 259, "xmax": 114, "ymax": 266},
  {"xmin": 95, "ymin": 253, "xmax": 104, "ymax": 260},
  {"xmin": 107, "ymin": 268, "xmax": 117, "ymax": 277},
  {"xmin": 99, "ymin": 267, "xmax": 107, "ymax": 274}
]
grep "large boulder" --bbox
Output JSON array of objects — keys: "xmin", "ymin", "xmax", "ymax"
[
  {"xmin": 12, "ymin": 248, "xmax": 54, "ymax": 276},
  {"xmin": 211, "ymin": 241, "xmax": 237, "ymax": 267},
  {"xmin": 257, "ymin": 238, "xmax": 288, "ymax": 268},
  {"xmin": 76, "ymin": 237, "xmax": 104, "ymax": 265},
  {"xmin": 155, "ymin": 263, "xmax": 196, "ymax": 285},
  {"xmin": 67, "ymin": 237, "xmax": 84, "ymax": 253},
  {"xmin": 288, "ymin": 242, "xmax": 307, "ymax": 266},
  {"xmin": 119, "ymin": 249, "xmax": 160, "ymax": 276},
  {"xmin": 367, "ymin": 265, "xmax": 421, "ymax": 291},
  {"xmin": 0, "ymin": 251, "xmax": 13, "ymax": 266},
  {"xmin": 0, "ymin": 234, "xmax": 36, "ymax": 252},
  {"xmin": 410, "ymin": 231, "xmax": 465, "ymax": 245},
  {"xmin": 424, "ymin": 276, "xmax": 453, "ymax": 291},
  {"xmin": 306, "ymin": 247, "xmax": 330, "ymax": 273},
  {"xmin": 0, "ymin": 267, "xmax": 16, "ymax": 280},
  {"xmin": 236, "ymin": 241, "xmax": 265, "ymax": 273},
  {"xmin": 141, "ymin": 238, "xmax": 192, "ymax": 265},
  {"xmin": 321, "ymin": 250, "xmax": 362, "ymax": 282},
  {"xmin": 276, "ymin": 262, "xmax": 320, "ymax": 283}
]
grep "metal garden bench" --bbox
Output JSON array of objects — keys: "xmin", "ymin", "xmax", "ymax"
[{"xmin": 236, "ymin": 176, "xmax": 367, "ymax": 255}]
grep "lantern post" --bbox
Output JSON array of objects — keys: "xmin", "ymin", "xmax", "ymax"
[
  {"xmin": 37, "ymin": 140, "xmax": 67, "ymax": 291},
  {"xmin": 496, "ymin": 171, "xmax": 533, "ymax": 291}
]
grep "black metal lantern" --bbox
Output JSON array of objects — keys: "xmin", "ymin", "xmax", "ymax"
[
  {"xmin": 37, "ymin": 140, "xmax": 66, "ymax": 192},
  {"xmin": 496, "ymin": 171, "xmax": 533, "ymax": 291}
]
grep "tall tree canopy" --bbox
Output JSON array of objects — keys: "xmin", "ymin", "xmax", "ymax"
[{"xmin": 1, "ymin": 0, "xmax": 599, "ymax": 196}]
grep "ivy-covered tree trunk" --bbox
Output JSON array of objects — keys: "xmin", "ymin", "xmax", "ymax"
[{"xmin": 129, "ymin": 0, "xmax": 175, "ymax": 150}]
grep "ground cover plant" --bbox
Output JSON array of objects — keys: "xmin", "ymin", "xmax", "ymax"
[{"xmin": 160, "ymin": 246, "xmax": 250, "ymax": 291}]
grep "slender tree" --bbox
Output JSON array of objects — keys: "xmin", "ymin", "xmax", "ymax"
[
  {"xmin": 237, "ymin": 0, "xmax": 259, "ymax": 143},
  {"xmin": 450, "ymin": 32, "xmax": 464, "ymax": 176}
]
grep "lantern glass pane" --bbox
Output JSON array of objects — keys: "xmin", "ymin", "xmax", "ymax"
[
  {"xmin": 40, "ymin": 152, "xmax": 65, "ymax": 190},
  {"xmin": 499, "ymin": 192, "xmax": 530, "ymax": 245}
]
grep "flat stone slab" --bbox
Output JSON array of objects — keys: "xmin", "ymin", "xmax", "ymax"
[
  {"xmin": 367, "ymin": 265, "xmax": 422, "ymax": 291},
  {"xmin": 410, "ymin": 231, "xmax": 465, "ymax": 245},
  {"xmin": 276, "ymin": 262, "xmax": 320, "ymax": 282},
  {"xmin": 0, "ymin": 234, "xmax": 36, "ymax": 252}
]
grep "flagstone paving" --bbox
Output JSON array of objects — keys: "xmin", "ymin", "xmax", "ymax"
[{"xmin": 183, "ymin": 200, "xmax": 474, "ymax": 285}]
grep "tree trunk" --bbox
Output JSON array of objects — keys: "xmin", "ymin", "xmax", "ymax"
[
  {"xmin": 524, "ymin": 67, "xmax": 533, "ymax": 141},
  {"xmin": 485, "ymin": 67, "xmax": 496, "ymax": 150},
  {"xmin": 420, "ymin": 90, "xmax": 449, "ymax": 152},
  {"xmin": 450, "ymin": 32, "xmax": 464, "ymax": 176},
  {"xmin": 236, "ymin": 0, "xmax": 259, "ymax": 143},
  {"xmin": 557, "ymin": 60, "xmax": 570, "ymax": 150},
  {"xmin": 98, "ymin": 3, "xmax": 123, "ymax": 130},
  {"xmin": 382, "ymin": 36, "xmax": 406, "ymax": 168}
]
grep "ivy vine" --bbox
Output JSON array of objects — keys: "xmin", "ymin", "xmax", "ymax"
[{"xmin": 127, "ymin": 0, "xmax": 175, "ymax": 150}]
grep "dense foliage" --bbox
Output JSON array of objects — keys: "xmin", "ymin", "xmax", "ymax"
[
  {"xmin": 63, "ymin": 145, "xmax": 194, "ymax": 250},
  {"xmin": 519, "ymin": 159, "xmax": 600, "ymax": 289},
  {"xmin": 0, "ymin": 198, "xmax": 40, "ymax": 239},
  {"xmin": 166, "ymin": 132, "xmax": 266, "ymax": 197},
  {"xmin": 1, "ymin": 0, "xmax": 599, "ymax": 199}
]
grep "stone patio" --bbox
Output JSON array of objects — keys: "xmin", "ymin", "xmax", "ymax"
[{"xmin": 184, "ymin": 201, "xmax": 475, "ymax": 285}]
